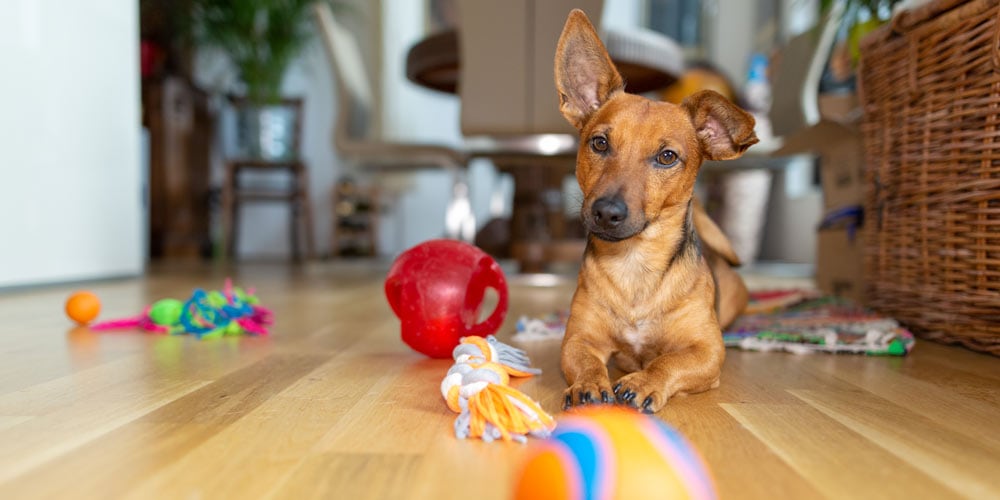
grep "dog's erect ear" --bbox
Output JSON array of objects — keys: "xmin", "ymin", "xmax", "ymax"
[
  {"xmin": 681, "ymin": 90, "xmax": 759, "ymax": 161},
  {"xmin": 554, "ymin": 9, "xmax": 625, "ymax": 130}
]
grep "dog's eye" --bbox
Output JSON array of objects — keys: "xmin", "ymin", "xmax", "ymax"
[
  {"xmin": 656, "ymin": 150, "xmax": 679, "ymax": 167},
  {"xmin": 591, "ymin": 136, "xmax": 609, "ymax": 153}
]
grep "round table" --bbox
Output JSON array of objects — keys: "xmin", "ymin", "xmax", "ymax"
[{"xmin": 406, "ymin": 28, "xmax": 685, "ymax": 95}]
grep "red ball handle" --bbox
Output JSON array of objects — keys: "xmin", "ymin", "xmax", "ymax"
[{"xmin": 465, "ymin": 257, "xmax": 509, "ymax": 338}]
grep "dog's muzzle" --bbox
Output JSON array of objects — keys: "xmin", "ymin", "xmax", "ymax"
[{"xmin": 585, "ymin": 195, "xmax": 644, "ymax": 241}]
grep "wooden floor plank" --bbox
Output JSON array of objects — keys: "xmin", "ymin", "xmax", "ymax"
[
  {"xmin": 0, "ymin": 262, "xmax": 997, "ymax": 500},
  {"xmin": 805, "ymin": 353, "xmax": 1000, "ymax": 448},
  {"xmin": 792, "ymin": 389, "xmax": 1000, "ymax": 499},
  {"xmin": 663, "ymin": 406, "xmax": 823, "ymax": 500},
  {"xmin": 310, "ymin": 357, "xmax": 452, "ymax": 455},
  {"xmin": 875, "ymin": 341, "xmax": 1000, "ymax": 405},
  {"xmin": 115, "ymin": 353, "xmax": 331, "ymax": 499},
  {"xmin": 407, "ymin": 437, "xmax": 532, "ymax": 500},
  {"xmin": 270, "ymin": 453, "xmax": 424, "ymax": 500},
  {"xmin": 0, "ymin": 351, "xmax": 214, "ymax": 484},
  {"xmin": 722, "ymin": 402, "xmax": 962, "ymax": 499},
  {"xmin": 0, "ymin": 353, "xmax": 328, "ymax": 498},
  {"xmin": 909, "ymin": 341, "xmax": 1000, "ymax": 382},
  {"xmin": 0, "ymin": 416, "xmax": 32, "ymax": 432}
]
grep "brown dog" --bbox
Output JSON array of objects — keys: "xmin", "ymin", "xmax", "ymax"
[{"xmin": 555, "ymin": 10, "xmax": 758, "ymax": 414}]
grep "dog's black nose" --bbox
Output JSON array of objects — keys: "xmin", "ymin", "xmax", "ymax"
[{"xmin": 591, "ymin": 196, "xmax": 628, "ymax": 228}]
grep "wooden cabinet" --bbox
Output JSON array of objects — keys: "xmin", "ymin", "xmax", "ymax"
[{"xmin": 142, "ymin": 76, "xmax": 216, "ymax": 258}]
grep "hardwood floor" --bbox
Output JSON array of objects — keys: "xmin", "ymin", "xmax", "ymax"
[{"xmin": 0, "ymin": 260, "xmax": 997, "ymax": 499}]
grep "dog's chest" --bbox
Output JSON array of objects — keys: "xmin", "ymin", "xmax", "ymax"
[
  {"xmin": 595, "ymin": 250, "xmax": 668, "ymax": 304},
  {"xmin": 619, "ymin": 321, "xmax": 654, "ymax": 354}
]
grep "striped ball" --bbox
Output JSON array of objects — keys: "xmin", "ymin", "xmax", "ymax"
[{"xmin": 514, "ymin": 407, "xmax": 717, "ymax": 500}]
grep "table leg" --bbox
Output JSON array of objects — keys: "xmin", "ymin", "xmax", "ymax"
[{"xmin": 498, "ymin": 162, "xmax": 584, "ymax": 273}]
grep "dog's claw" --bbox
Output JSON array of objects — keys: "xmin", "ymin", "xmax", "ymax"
[
  {"xmin": 612, "ymin": 383, "xmax": 623, "ymax": 395},
  {"xmin": 618, "ymin": 389, "xmax": 637, "ymax": 405},
  {"xmin": 601, "ymin": 390, "xmax": 611, "ymax": 403},
  {"xmin": 641, "ymin": 396, "xmax": 654, "ymax": 413},
  {"xmin": 563, "ymin": 394, "xmax": 572, "ymax": 410},
  {"xmin": 580, "ymin": 391, "xmax": 593, "ymax": 404}
]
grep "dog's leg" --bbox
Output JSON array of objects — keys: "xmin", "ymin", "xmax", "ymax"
[
  {"xmin": 613, "ymin": 338, "xmax": 725, "ymax": 413},
  {"xmin": 561, "ymin": 337, "xmax": 614, "ymax": 408},
  {"xmin": 560, "ymin": 302, "xmax": 616, "ymax": 409}
]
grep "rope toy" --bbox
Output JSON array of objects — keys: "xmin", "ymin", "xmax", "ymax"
[
  {"xmin": 91, "ymin": 279, "xmax": 273, "ymax": 339},
  {"xmin": 440, "ymin": 335, "xmax": 556, "ymax": 443}
]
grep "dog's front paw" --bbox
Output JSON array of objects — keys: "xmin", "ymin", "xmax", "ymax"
[
  {"xmin": 563, "ymin": 381, "xmax": 615, "ymax": 410},
  {"xmin": 613, "ymin": 373, "xmax": 668, "ymax": 414}
]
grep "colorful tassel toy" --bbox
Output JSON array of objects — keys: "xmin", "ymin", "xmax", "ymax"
[
  {"xmin": 440, "ymin": 335, "xmax": 555, "ymax": 443},
  {"xmin": 91, "ymin": 279, "xmax": 273, "ymax": 339}
]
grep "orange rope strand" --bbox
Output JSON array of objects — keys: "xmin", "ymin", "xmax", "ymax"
[
  {"xmin": 446, "ymin": 385, "xmax": 462, "ymax": 413},
  {"xmin": 467, "ymin": 385, "xmax": 554, "ymax": 441}
]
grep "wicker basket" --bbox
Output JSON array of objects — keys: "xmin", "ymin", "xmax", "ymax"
[{"xmin": 858, "ymin": 0, "xmax": 1000, "ymax": 355}]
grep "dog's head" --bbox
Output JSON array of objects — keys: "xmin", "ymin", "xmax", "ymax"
[{"xmin": 555, "ymin": 10, "xmax": 758, "ymax": 242}]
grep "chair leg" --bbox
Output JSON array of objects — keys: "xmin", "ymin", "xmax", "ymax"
[
  {"xmin": 223, "ymin": 162, "xmax": 238, "ymax": 259},
  {"xmin": 302, "ymin": 192, "xmax": 316, "ymax": 261},
  {"xmin": 230, "ymin": 200, "xmax": 240, "ymax": 260},
  {"xmin": 291, "ymin": 197, "xmax": 301, "ymax": 263},
  {"xmin": 291, "ymin": 162, "xmax": 315, "ymax": 262},
  {"xmin": 298, "ymin": 165, "xmax": 315, "ymax": 261}
]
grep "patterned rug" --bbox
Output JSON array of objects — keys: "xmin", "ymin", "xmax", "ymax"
[
  {"xmin": 512, "ymin": 290, "xmax": 915, "ymax": 356},
  {"xmin": 723, "ymin": 290, "xmax": 914, "ymax": 356}
]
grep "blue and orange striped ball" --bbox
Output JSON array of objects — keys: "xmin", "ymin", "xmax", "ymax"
[{"xmin": 514, "ymin": 407, "xmax": 717, "ymax": 500}]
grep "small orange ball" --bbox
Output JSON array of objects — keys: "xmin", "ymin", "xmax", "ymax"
[{"xmin": 65, "ymin": 291, "xmax": 101, "ymax": 325}]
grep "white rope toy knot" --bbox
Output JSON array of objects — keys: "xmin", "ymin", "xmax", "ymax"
[{"xmin": 440, "ymin": 335, "xmax": 554, "ymax": 442}]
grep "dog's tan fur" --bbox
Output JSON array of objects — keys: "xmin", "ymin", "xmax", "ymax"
[{"xmin": 555, "ymin": 10, "xmax": 758, "ymax": 413}]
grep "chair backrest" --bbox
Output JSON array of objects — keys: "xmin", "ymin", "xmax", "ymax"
[
  {"xmin": 767, "ymin": 1, "xmax": 846, "ymax": 137},
  {"xmin": 313, "ymin": 3, "xmax": 374, "ymax": 147},
  {"xmin": 456, "ymin": 0, "xmax": 603, "ymax": 137}
]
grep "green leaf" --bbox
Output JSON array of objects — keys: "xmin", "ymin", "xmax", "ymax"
[{"xmin": 183, "ymin": 0, "xmax": 350, "ymax": 104}]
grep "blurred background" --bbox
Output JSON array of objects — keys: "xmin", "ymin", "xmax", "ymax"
[{"xmin": 1, "ymin": 0, "xmax": 894, "ymax": 291}]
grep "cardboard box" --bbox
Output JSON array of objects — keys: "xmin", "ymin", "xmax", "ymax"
[
  {"xmin": 816, "ymin": 226, "xmax": 865, "ymax": 304},
  {"xmin": 776, "ymin": 119, "xmax": 866, "ymax": 211}
]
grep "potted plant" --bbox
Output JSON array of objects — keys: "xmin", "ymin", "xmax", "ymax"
[
  {"xmin": 821, "ymin": 0, "xmax": 903, "ymax": 91},
  {"xmin": 186, "ymin": 0, "xmax": 339, "ymax": 159}
]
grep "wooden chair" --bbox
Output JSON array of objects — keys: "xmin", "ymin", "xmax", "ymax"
[
  {"xmin": 222, "ymin": 97, "xmax": 316, "ymax": 262},
  {"xmin": 312, "ymin": 2, "xmax": 475, "ymax": 244}
]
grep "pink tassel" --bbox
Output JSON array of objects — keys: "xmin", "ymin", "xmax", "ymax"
[
  {"xmin": 91, "ymin": 306, "xmax": 171, "ymax": 334},
  {"xmin": 90, "ymin": 316, "xmax": 144, "ymax": 331},
  {"xmin": 236, "ymin": 318, "xmax": 269, "ymax": 336}
]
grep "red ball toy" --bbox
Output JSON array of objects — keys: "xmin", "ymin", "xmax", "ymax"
[{"xmin": 385, "ymin": 239, "xmax": 509, "ymax": 358}]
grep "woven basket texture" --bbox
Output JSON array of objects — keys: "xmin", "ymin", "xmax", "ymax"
[{"xmin": 858, "ymin": 0, "xmax": 1000, "ymax": 355}]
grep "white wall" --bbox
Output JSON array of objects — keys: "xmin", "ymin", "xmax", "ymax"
[{"xmin": 0, "ymin": 0, "xmax": 143, "ymax": 287}]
